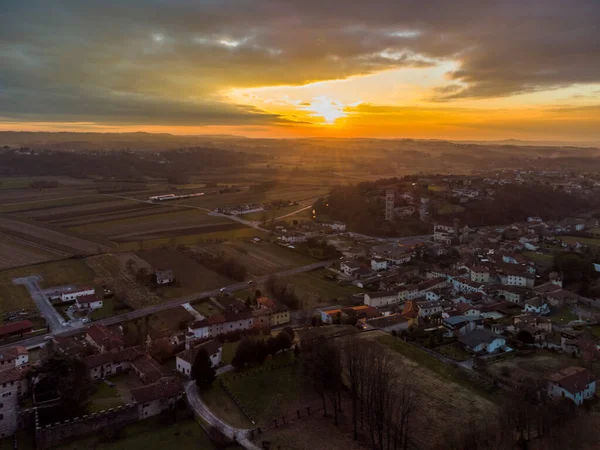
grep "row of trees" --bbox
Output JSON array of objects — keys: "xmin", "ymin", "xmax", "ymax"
[
  {"xmin": 188, "ymin": 251, "xmax": 248, "ymax": 281},
  {"xmin": 302, "ymin": 336, "xmax": 418, "ymax": 450}
]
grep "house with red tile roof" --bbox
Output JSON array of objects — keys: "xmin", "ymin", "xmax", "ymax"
[{"xmin": 548, "ymin": 367, "xmax": 596, "ymax": 405}]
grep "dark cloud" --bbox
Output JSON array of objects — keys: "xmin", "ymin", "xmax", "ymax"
[{"xmin": 1, "ymin": 0, "xmax": 599, "ymax": 124}]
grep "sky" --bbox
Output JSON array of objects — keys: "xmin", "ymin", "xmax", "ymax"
[{"xmin": 1, "ymin": 0, "xmax": 600, "ymax": 141}]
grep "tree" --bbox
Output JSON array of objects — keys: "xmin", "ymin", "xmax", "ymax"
[
  {"xmin": 191, "ymin": 348, "xmax": 216, "ymax": 389},
  {"xmin": 275, "ymin": 331, "xmax": 293, "ymax": 351},
  {"xmin": 281, "ymin": 326, "xmax": 295, "ymax": 340}
]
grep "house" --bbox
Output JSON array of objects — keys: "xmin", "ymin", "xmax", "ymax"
[
  {"xmin": 458, "ymin": 329, "xmax": 507, "ymax": 354},
  {"xmin": 416, "ymin": 277, "xmax": 448, "ymax": 295},
  {"xmin": 547, "ymin": 367, "xmax": 596, "ymax": 405},
  {"xmin": 417, "ymin": 300, "xmax": 443, "ymax": 318},
  {"xmin": 371, "ymin": 258, "xmax": 388, "ymax": 272},
  {"xmin": 130, "ymin": 355, "xmax": 165, "ymax": 384},
  {"xmin": 155, "ymin": 269, "xmax": 175, "ymax": 285},
  {"xmin": 341, "ymin": 260, "xmax": 363, "ymax": 277},
  {"xmin": 85, "ymin": 347, "xmax": 144, "ymax": 380},
  {"xmin": 442, "ymin": 315, "xmax": 481, "ymax": 337},
  {"xmin": 0, "ymin": 347, "xmax": 28, "ymax": 371},
  {"xmin": 0, "ymin": 321, "xmax": 33, "ymax": 340},
  {"xmin": 60, "ymin": 287, "xmax": 95, "ymax": 303},
  {"xmin": 452, "ymin": 278, "xmax": 485, "ymax": 294},
  {"xmin": 545, "ymin": 289, "xmax": 580, "ymax": 308},
  {"xmin": 176, "ymin": 340, "xmax": 223, "ymax": 376},
  {"xmin": 75, "ymin": 294, "xmax": 103, "ymax": 310},
  {"xmin": 188, "ymin": 311, "xmax": 254, "ymax": 339},
  {"xmin": 86, "ymin": 324, "xmax": 125, "ymax": 352},
  {"xmin": 269, "ymin": 304, "xmax": 291, "ymax": 326},
  {"xmin": 455, "ymin": 302, "xmax": 481, "ymax": 317},
  {"xmin": 496, "ymin": 286, "xmax": 528, "ymax": 305},
  {"xmin": 523, "ymin": 297, "xmax": 550, "ymax": 315},
  {"xmin": 280, "ymin": 231, "xmax": 308, "ymax": 244},
  {"xmin": 317, "ymin": 306, "xmax": 345, "ymax": 324},
  {"xmin": 398, "ymin": 285, "xmax": 420, "ymax": 301},
  {"xmin": 364, "ymin": 291, "xmax": 400, "ymax": 308},
  {"xmin": 470, "ymin": 266, "xmax": 490, "ymax": 284},
  {"xmin": 0, "ymin": 366, "xmax": 30, "ymax": 438},
  {"xmin": 131, "ymin": 377, "xmax": 184, "ymax": 419},
  {"xmin": 433, "ymin": 224, "xmax": 455, "ymax": 245}
]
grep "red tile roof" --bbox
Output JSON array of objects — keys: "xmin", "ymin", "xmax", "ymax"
[
  {"xmin": 0, "ymin": 320, "xmax": 33, "ymax": 337},
  {"xmin": 86, "ymin": 324, "xmax": 123, "ymax": 351},
  {"xmin": 130, "ymin": 377, "xmax": 183, "ymax": 404},
  {"xmin": 548, "ymin": 367, "xmax": 595, "ymax": 396}
]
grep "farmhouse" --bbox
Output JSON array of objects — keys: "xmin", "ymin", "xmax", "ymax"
[
  {"xmin": 85, "ymin": 346, "xmax": 144, "ymax": 380},
  {"xmin": 458, "ymin": 329, "xmax": 507, "ymax": 354},
  {"xmin": 131, "ymin": 377, "xmax": 184, "ymax": 419},
  {"xmin": 417, "ymin": 300, "xmax": 443, "ymax": 318},
  {"xmin": 371, "ymin": 257, "xmax": 388, "ymax": 272},
  {"xmin": 547, "ymin": 367, "xmax": 596, "ymax": 406},
  {"xmin": 341, "ymin": 260, "xmax": 363, "ymax": 277},
  {"xmin": 442, "ymin": 315, "xmax": 481, "ymax": 337},
  {"xmin": 75, "ymin": 294, "xmax": 103, "ymax": 310},
  {"xmin": 176, "ymin": 339, "xmax": 222, "ymax": 376},
  {"xmin": 60, "ymin": 287, "xmax": 95, "ymax": 303},
  {"xmin": 86, "ymin": 324, "xmax": 125, "ymax": 352},
  {"xmin": 523, "ymin": 297, "xmax": 550, "ymax": 315}
]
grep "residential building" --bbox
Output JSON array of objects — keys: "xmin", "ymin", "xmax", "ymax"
[
  {"xmin": 367, "ymin": 315, "xmax": 409, "ymax": 332},
  {"xmin": 523, "ymin": 297, "xmax": 550, "ymax": 315},
  {"xmin": 547, "ymin": 367, "xmax": 596, "ymax": 406},
  {"xmin": 85, "ymin": 347, "xmax": 144, "ymax": 380},
  {"xmin": 417, "ymin": 300, "xmax": 443, "ymax": 318},
  {"xmin": 60, "ymin": 287, "xmax": 95, "ymax": 303},
  {"xmin": 279, "ymin": 232, "xmax": 308, "ymax": 244},
  {"xmin": 364, "ymin": 291, "xmax": 400, "ymax": 308},
  {"xmin": 0, "ymin": 366, "xmax": 30, "ymax": 438},
  {"xmin": 442, "ymin": 316, "xmax": 481, "ymax": 337},
  {"xmin": 340, "ymin": 260, "xmax": 363, "ymax": 277},
  {"xmin": 188, "ymin": 311, "xmax": 254, "ymax": 339},
  {"xmin": 371, "ymin": 258, "xmax": 388, "ymax": 272},
  {"xmin": 131, "ymin": 377, "xmax": 184, "ymax": 419},
  {"xmin": 176, "ymin": 340, "xmax": 222, "ymax": 376},
  {"xmin": 75, "ymin": 294, "xmax": 103, "ymax": 310},
  {"xmin": 0, "ymin": 347, "xmax": 28, "ymax": 371},
  {"xmin": 86, "ymin": 324, "xmax": 125, "ymax": 352},
  {"xmin": 469, "ymin": 266, "xmax": 490, "ymax": 284},
  {"xmin": 458, "ymin": 329, "xmax": 507, "ymax": 354}
]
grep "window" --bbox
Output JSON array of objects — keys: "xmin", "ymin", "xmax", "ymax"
[{"xmin": 2, "ymin": 392, "xmax": 11, "ymax": 398}]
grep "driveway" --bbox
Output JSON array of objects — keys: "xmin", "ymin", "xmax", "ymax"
[{"xmin": 13, "ymin": 276, "xmax": 66, "ymax": 332}]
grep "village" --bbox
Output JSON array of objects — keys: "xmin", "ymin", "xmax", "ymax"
[{"xmin": 2, "ymin": 169, "xmax": 600, "ymax": 449}]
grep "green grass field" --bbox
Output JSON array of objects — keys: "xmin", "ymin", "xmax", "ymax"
[
  {"xmin": 89, "ymin": 297, "xmax": 116, "ymax": 320},
  {"xmin": 562, "ymin": 236, "xmax": 600, "ymax": 246},
  {"xmin": 0, "ymin": 284, "xmax": 36, "ymax": 316},
  {"xmin": 550, "ymin": 307, "xmax": 579, "ymax": 324},
  {"xmin": 222, "ymin": 359, "xmax": 306, "ymax": 425},
  {"xmin": 435, "ymin": 342, "xmax": 471, "ymax": 361},
  {"xmin": 286, "ymin": 269, "xmax": 363, "ymax": 305},
  {"xmin": 222, "ymin": 341, "xmax": 240, "ymax": 365},
  {"xmin": 88, "ymin": 381, "xmax": 124, "ymax": 413},
  {"xmin": 0, "ymin": 258, "xmax": 95, "ymax": 289},
  {"xmin": 55, "ymin": 418, "xmax": 225, "ymax": 450},
  {"xmin": 201, "ymin": 385, "xmax": 253, "ymax": 429},
  {"xmin": 523, "ymin": 251, "xmax": 554, "ymax": 266},
  {"xmin": 117, "ymin": 227, "xmax": 269, "ymax": 252}
]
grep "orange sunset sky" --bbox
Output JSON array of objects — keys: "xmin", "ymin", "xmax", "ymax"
[{"xmin": 1, "ymin": 0, "xmax": 599, "ymax": 142}]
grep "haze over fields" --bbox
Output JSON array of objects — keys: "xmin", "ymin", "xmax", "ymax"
[{"xmin": 1, "ymin": 0, "xmax": 600, "ymax": 143}]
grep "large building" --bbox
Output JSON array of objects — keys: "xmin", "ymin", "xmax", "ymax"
[{"xmin": 547, "ymin": 367, "xmax": 596, "ymax": 406}]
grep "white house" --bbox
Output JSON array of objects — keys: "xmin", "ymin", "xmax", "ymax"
[
  {"xmin": 323, "ymin": 221, "xmax": 346, "ymax": 232},
  {"xmin": 0, "ymin": 346, "xmax": 28, "ymax": 371},
  {"xmin": 364, "ymin": 291, "xmax": 400, "ymax": 308},
  {"xmin": 371, "ymin": 258, "xmax": 388, "ymax": 272},
  {"xmin": 498, "ymin": 272, "xmax": 534, "ymax": 288},
  {"xmin": 417, "ymin": 300, "xmax": 443, "ymax": 318},
  {"xmin": 433, "ymin": 224, "xmax": 455, "ymax": 245},
  {"xmin": 523, "ymin": 298, "xmax": 550, "ymax": 315},
  {"xmin": 547, "ymin": 367, "xmax": 596, "ymax": 406},
  {"xmin": 188, "ymin": 312, "xmax": 254, "ymax": 340},
  {"xmin": 0, "ymin": 366, "xmax": 30, "ymax": 438},
  {"xmin": 458, "ymin": 329, "xmax": 507, "ymax": 354},
  {"xmin": 176, "ymin": 340, "xmax": 222, "ymax": 376},
  {"xmin": 60, "ymin": 287, "xmax": 95, "ymax": 303},
  {"xmin": 341, "ymin": 261, "xmax": 363, "ymax": 277},
  {"xmin": 469, "ymin": 266, "xmax": 490, "ymax": 284},
  {"xmin": 75, "ymin": 294, "xmax": 103, "ymax": 310}
]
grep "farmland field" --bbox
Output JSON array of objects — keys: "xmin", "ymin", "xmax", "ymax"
[
  {"xmin": 116, "ymin": 227, "xmax": 268, "ymax": 251},
  {"xmin": 0, "ymin": 258, "xmax": 96, "ymax": 289},
  {"xmin": 0, "ymin": 234, "xmax": 61, "ymax": 269},
  {"xmin": 189, "ymin": 241, "xmax": 316, "ymax": 278},
  {"xmin": 0, "ymin": 193, "xmax": 113, "ymax": 213},
  {"xmin": 562, "ymin": 235, "xmax": 600, "ymax": 246},
  {"xmin": 137, "ymin": 248, "xmax": 234, "ymax": 298},
  {"xmin": 0, "ymin": 285, "xmax": 36, "ymax": 317},
  {"xmin": 69, "ymin": 208, "xmax": 232, "ymax": 242},
  {"xmin": 0, "ymin": 215, "xmax": 112, "ymax": 255}
]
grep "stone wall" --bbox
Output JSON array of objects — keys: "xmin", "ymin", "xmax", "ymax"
[{"xmin": 35, "ymin": 404, "xmax": 139, "ymax": 449}]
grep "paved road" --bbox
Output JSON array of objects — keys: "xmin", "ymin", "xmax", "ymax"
[
  {"xmin": 13, "ymin": 276, "xmax": 68, "ymax": 332},
  {"xmin": 185, "ymin": 381, "xmax": 261, "ymax": 450},
  {"xmin": 2, "ymin": 259, "xmax": 334, "ymax": 351}
]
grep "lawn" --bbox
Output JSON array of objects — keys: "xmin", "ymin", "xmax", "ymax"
[
  {"xmin": 550, "ymin": 307, "xmax": 578, "ymax": 324},
  {"xmin": 435, "ymin": 342, "xmax": 471, "ymax": 361},
  {"xmin": 221, "ymin": 360, "xmax": 308, "ymax": 425},
  {"xmin": 201, "ymin": 385, "xmax": 253, "ymax": 429},
  {"xmin": 0, "ymin": 258, "xmax": 95, "ymax": 289},
  {"xmin": 523, "ymin": 251, "xmax": 554, "ymax": 267},
  {"xmin": 55, "ymin": 418, "xmax": 225, "ymax": 450},
  {"xmin": 192, "ymin": 300, "xmax": 221, "ymax": 318},
  {"xmin": 88, "ymin": 380, "xmax": 125, "ymax": 413},
  {"xmin": 0, "ymin": 284, "xmax": 36, "ymax": 316},
  {"xmin": 286, "ymin": 269, "xmax": 363, "ymax": 307},
  {"xmin": 562, "ymin": 236, "xmax": 600, "ymax": 246},
  {"xmin": 222, "ymin": 341, "xmax": 240, "ymax": 365},
  {"xmin": 89, "ymin": 297, "xmax": 115, "ymax": 320}
]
